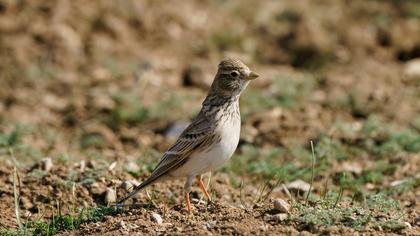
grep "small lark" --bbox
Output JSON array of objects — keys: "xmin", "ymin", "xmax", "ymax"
[{"xmin": 117, "ymin": 58, "xmax": 259, "ymax": 212}]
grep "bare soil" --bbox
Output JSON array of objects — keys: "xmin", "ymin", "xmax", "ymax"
[{"xmin": 0, "ymin": 0, "xmax": 419, "ymax": 235}]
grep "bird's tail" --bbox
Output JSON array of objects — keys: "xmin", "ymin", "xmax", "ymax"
[{"xmin": 116, "ymin": 180, "xmax": 150, "ymax": 204}]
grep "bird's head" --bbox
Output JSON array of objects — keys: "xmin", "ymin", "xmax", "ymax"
[{"xmin": 209, "ymin": 58, "xmax": 258, "ymax": 99}]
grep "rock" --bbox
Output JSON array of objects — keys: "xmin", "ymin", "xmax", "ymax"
[
  {"xmin": 119, "ymin": 220, "xmax": 127, "ymax": 230},
  {"xmin": 20, "ymin": 196, "xmax": 33, "ymax": 210},
  {"xmin": 286, "ymin": 180, "xmax": 310, "ymax": 193},
  {"xmin": 341, "ymin": 161, "xmax": 362, "ymax": 175},
  {"xmin": 414, "ymin": 217, "xmax": 420, "ymax": 226},
  {"xmin": 403, "ymin": 222, "xmax": 411, "ymax": 228},
  {"xmin": 263, "ymin": 214, "xmax": 271, "ymax": 222},
  {"xmin": 86, "ymin": 160, "xmax": 96, "ymax": 169},
  {"xmin": 206, "ymin": 220, "xmax": 216, "ymax": 230},
  {"xmin": 390, "ymin": 179, "xmax": 408, "ymax": 187},
  {"xmin": 404, "ymin": 58, "xmax": 420, "ymax": 79},
  {"xmin": 365, "ymin": 183, "xmax": 375, "ymax": 190},
  {"xmin": 191, "ymin": 198, "xmax": 206, "ymax": 204},
  {"xmin": 105, "ymin": 188, "xmax": 116, "ymax": 205},
  {"xmin": 22, "ymin": 210, "xmax": 32, "ymax": 218},
  {"xmin": 273, "ymin": 213, "xmax": 288, "ymax": 221},
  {"xmin": 125, "ymin": 161, "xmax": 140, "ymax": 173},
  {"xmin": 78, "ymin": 160, "xmax": 86, "ymax": 172},
  {"xmin": 273, "ymin": 198, "xmax": 290, "ymax": 213},
  {"xmin": 90, "ymin": 92, "xmax": 115, "ymax": 110},
  {"xmin": 108, "ymin": 161, "xmax": 117, "ymax": 171},
  {"xmin": 121, "ymin": 181, "xmax": 133, "ymax": 191},
  {"xmin": 89, "ymin": 182, "xmax": 104, "ymax": 195},
  {"xmin": 40, "ymin": 158, "xmax": 53, "ymax": 172},
  {"xmin": 151, "ymin": 212, "xmax": 163, "ymax": 224},
  {"xmin": 264, "ymin": 213, "xmax": 288, "ymax": 222},
  {"xmin": 130, "ymin": 179, "xmax": 141, "ymax": 187}
]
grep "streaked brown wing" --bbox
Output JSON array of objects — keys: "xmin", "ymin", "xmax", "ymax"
[
  {"xmin": 142, "ymin": 111, "xmax": 215, "ymax": 185},
  {"xmin": 117, "ymin": 111, "xmax": 216, "ymax": 203}
]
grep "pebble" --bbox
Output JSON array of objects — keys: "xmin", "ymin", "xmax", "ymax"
[
  {"xmin": 125, "ymin": 161, "xmax": 140, "ymax": 173},
  {"xmin": 286, "ymin": 179, "xmax": 310, "ymax": 193},
  {"xmin": 273, "ymin": 213, "xmax": 288, "ymax": 221},
  {"xmin": 40, "ymin": 158, "xmax": 53, "ymax": 172},
  {"xmin": 22, "ymin": 210, "xmax": 32, "ymax": 218},
  {"xmin": 390, "ymin": 179, "xmax": 408, "ymax": 187},
  {"xmin": 415, "ymin": 217, "xmax": 420, "ymax": 226},
  {"xmin": 108, "ymin": 161, "xmax": 117, "ymax": 171},
  {"xmin": 404, "ymin": 58, "xmax": 420, "ymax": 79},
  {"xmin": 20, "ymin": 196, "xmax": 34, "ymax": 209},
  {"xmin": 191, "ymin": 198, "xmax": 206, "ymax": 204},
  {"xmin": 121, "ymin": 181, "xmax": 133, "ymax": 191},
  {"xmin": 105, "ymin": 187, "xmax": 116, "ymax": 205},
  {"xmin": 404, "ymin": 222, "xmax": 411, "ymax": 228},
  {"xmin": 130, "ymin": 179, "xmax": 141, "ymax": 186},
  {"xmin": 273, "ymin": 198, "xmax": 290, "ymax": 213},
  {"xmin": 86, "ymin": 160, "xmax": 96, "ymax": 169},
  {"xmin": 79, "ymin": 160, "xmax": 86, "ymax": 172},
  {"xmin": 119, "ymin": 220, "xmax": 127, "ymax": 230},
  {"xmin": 151, "ymin": 212, "xmax": 163, "ymax": 224}
]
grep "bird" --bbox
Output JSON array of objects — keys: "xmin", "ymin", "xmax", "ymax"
[{"xmin": 117, "ymin": 58, "xmax": 259, "ymax": 212}]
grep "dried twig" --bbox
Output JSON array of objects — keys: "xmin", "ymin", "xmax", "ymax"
[{"xmin": 305, "ymin": 140, "xmax": 316, "ymax": 205}]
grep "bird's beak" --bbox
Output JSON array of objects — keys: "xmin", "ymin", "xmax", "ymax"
[{"xmin": 245, "ymin": 71, "xmax": 259, "ymax": 81}]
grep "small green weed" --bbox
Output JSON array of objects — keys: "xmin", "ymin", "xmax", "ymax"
[
  {"xmin": 290, "ymin": 192, "xmax": 407, "ymax": 233},
  {"xmin": 2, "ymin": 206, "xmax": 121, "ymax": 236}
]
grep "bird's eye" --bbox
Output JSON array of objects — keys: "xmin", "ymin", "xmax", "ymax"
[{"xmin": 230, "ymin": 71, "xmax": 239, "ymax": 77}]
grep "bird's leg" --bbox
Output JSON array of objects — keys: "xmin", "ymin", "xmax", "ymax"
[
  {"xmin": 184, "ymin": 176, "xmax": 194, "ymax": 213},
  {"xmin": 185, "ymin": 192, "xmax": 191, "ymax": 213},
  {"xmin": 196, "ymin": 175, "xmax": 212, "ymax": 202}
]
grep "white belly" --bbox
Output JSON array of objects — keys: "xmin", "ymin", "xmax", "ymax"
[{"xmin": 170, "ymin": 117, "xmax": 240, "ymax": 177}]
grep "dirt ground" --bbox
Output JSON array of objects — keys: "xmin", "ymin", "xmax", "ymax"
[{"xmin": 0, "ymin": 0, "xmax": 419, "ymax": 235}]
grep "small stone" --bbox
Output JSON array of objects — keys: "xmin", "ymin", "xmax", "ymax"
[
  {"xmin": 22, "ymin": 210, "xmax": 32, "ymax": 218},
  {"xmin": 191, "ymin": 198, "xmax": 206, "ymax": 204},
  {"xmin": 273, "ymin": 198, "xmax": 290, "ymax": 213},
  {"xmin": 286, "ymin": 180, "xmax": 310, "ymax": 193},
  {"xmin": 390, "ymin": 179, "xmax": 408, "ymax": 187},
  {"xmin": 151, "ymin": 212, "xmax": 163, "ymax": 224},
  {"xmin": 86, "ymin": 160, "xmax": 96, "ymax": 169},
  {"xmin": 40, "ymin": 158, "xmax": 53, "ymax": 172},
  {"xmin": 20, "ymin": 196, "xmax": 33, "ymax": 210},
  {"xmin": 403, "ymin": 222, "xmax": 411, "ymax": 228},
  {"xmin": 404, "ymin": 58, "xmax": 420, "ymax": 79},
  {"xmin": 121, "ymin": 181, "xmax": 133, "ymax": 191},
  {"xmin": 125, "ymin": 162, "xmax": 140, "ymax": 173},
  {"xmin": 414, "ymin": 217, "xmax": 420, "ymax": 226},
  {"xmin": 79, "ymin": 160, "xmax": 86, "ymax": 172},
  {"xmin": 341, "ymin": 161, "xmax": 362, "ymax": 175},
  {"xmin": 365, "ymin": 183, "xmax": 375, "ymax": 190},
  {"xmin": 105, "ymin": 188, "xmax": 116, "ymax": 205},
  {"xmin": 263, "ymin": 214, "xmax": 272, "ymax": 222},
  {"xmin": 130, "ymin": 179, "xmax": 141, "ymax": 187},
  {"xmin": 108, "ymin": 161, "xmax": 117, "ymax": 171},
  {"xmin": 273, "ymin": 213, "xmax": 288, "ymax": 221},
  {"xmin": 206, "ymin": 220, "xmax": 216, "ymax": 230},
  {"xmin": 89, "ymin": 182, "xmax": 101, "ymax": 194},
  {"xmin": 119, "ymin": 220, "xmax": 127, "ymax": 230}
]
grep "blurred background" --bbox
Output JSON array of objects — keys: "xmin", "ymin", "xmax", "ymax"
[{"xmin": 0, "ymin": 0, "xmax": 419, "ymax": 232}]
